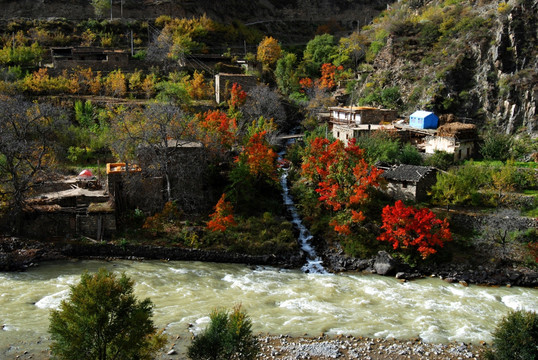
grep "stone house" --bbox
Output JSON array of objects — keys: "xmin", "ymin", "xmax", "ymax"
[
  {"xmin": 51, "ymin": 47, "xmax": 129, "ymax": 71},
  {"xmin": 380, "ymin": 164, "xmax": 438, "ymax": 202},
  {"xmin": 108, "ymin": 140, "xmax": 213, "ymax": 217},
  {"xmin": 332, "ymin": 123, "xmax": 396, "ymax": 143},
  {"xmin": 329, "ymin": 106, "xmax": 398, "ymax": 125},
  {"xmin": 424, "ymin": 122, "xmax": 478, "ymax": 161},
  {"xmin": 23, "ymin": 184, "xmax": 115, "ymax": 241},
  {"xmin": 214, "ymin": 73, "xmax": 257, "ymax": 104}
]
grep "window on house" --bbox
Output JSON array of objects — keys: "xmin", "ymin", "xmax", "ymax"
[
  {"xmin": 458, "ymin": 149, "xmax": 462, "ymax": 159},
  {"xmin": 402, "ymin": 182, "xmax": 407, "ymax": 189}
]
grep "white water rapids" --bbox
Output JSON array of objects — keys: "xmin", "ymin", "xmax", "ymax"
[{"xmin": 1, "ymin": 259, "xmax": 538, "ymax": 356}]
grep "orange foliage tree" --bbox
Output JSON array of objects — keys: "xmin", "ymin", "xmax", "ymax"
[
  {"xmin": 318, "ymin": 63, "xmax": 343, "ymax": 90},
  {"xmin": 207, "ymin": 193, "xmax": 236, "ymax": 232},
  {"xmin": 198, "ymin": 110, "xmax": 238, "ymax": 151},
  {"xmin": 301, "ymin": 137, "xmax": 383, "ymax": 235},
  {"xmin": 299, "ymin": 77, "xmax": 313, "ymax": 93},
  {"xmin": 228, "ymin": 82, "xmax": 247, "ymax": 111},
  {"xmin": 235, "ymin": 130, "xmax": 278, "ymax": 183},
  {"xmin": 377, "ymin": 200, "xmax": 452, "ymax": 259}
]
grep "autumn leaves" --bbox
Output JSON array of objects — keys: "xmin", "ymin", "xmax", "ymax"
[{"xmin": 208, "ymin": 129, "xmax": 452, "ymax": 260}]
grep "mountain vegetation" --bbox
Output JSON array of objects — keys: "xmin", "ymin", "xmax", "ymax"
[
  {"xmin": 355, "ymin": 0, "xmax": 536, "ymax": 134},
  {"xmin": 0, "ymin": 0, "xmax": 535, "ymax": 270}
]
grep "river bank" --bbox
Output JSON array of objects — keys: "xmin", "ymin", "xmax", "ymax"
[
  {"xmin": 1, "ymin": 236, "xmax": 538, "ymax": 287},
  {"xmin": 255, "ymin": 334, "xmax": 485, "ymax": 360},
  {"xmin": 153, "ymin": 333, "xmax": 486, "ymax": 360},
  {"xmin": 1, "ymin": 332, "xmax": 487, "ymax": 360}
]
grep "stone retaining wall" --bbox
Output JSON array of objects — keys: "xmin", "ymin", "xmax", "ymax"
[
  {"xmin": 448, "ymin": 211, "xmax": 537, "ymax": 239},
  {"xmin": 61, "ymin": 242, "xmax": 304, "ymax": 268}
]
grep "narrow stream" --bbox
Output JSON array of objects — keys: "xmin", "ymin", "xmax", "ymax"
[{"xmin": 279, "ymin": 150, "xmax": 327, "ymax": 274}]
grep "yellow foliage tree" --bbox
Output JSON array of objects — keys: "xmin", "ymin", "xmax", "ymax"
[
  {"xmin": 89, "ymin": 71, "xmax": 102, "ymax": 95},
  {"xmin": 142, "ymin": 74, "xmax": 157, "ymax": 99},
  {"xmin": 186, "ymin": 71, "xmax": 211, "ymax": 100},
  {"xmin": 104, "ymin": 70, "xmax": 126, "ymax": 98},
  {"xmin": 257, "ymin": 36, "xmax": 282, "ymax": 68}
]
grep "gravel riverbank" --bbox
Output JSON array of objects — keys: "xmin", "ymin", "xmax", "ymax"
[
  {"xmin": 255, "ymin": 335, "xmax": 485, "ymax": 360},
  {"xmin": 2, "ymin": 333, "xmax": 487, "ymax": 360},
  {"xmin": 155, "ymin": 333, "xmax": 486, "ymax": 360}
]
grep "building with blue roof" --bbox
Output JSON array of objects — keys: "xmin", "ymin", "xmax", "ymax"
[{"xmin": 409, "ymin": 110, "xmax": 439, "ymax": 129}]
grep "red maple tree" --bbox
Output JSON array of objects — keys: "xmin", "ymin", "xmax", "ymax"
[
  {"xmin": 207, "ymin": 193, "xmax": 237, "ymax": 232},
  {"xmin": 377, "ymin": 200, "xmax": 452, "ymax": 259},
  {"xmin": 299, "ymin": 77, "xmax": 313, "ymax": 92},
  {"xmin": 236, "ymin": 130, "xmax": 279, "ymax": 182},
  {"xmin": 301, "ymin": 137, "xmax": 383, "ymax": 234},
  {"xmin": 228, "ymin": 82, "xmax": 247, "ymax": 110},
  {"xmin": 198, "ymin": 110, "xmax": 237, "ymax": 150}
]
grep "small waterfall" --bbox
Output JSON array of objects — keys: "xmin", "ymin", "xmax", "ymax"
[{"xmin": 279, "ymin": 149, "xmax": 327, "ymax": 274}]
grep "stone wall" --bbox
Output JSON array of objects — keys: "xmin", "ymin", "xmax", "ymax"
[
  {"xmin": 332, "ymin": 124, "xmax": 354, "ymax": 143},
  {"xmin": 77, "ymin": 213, "xmax": 116, "ymax": 241},
  {"xmin": 415, "ymin": 170, "xmax": 438, "ymax": 202},
  {"xmin": 21, "ymin": 209, "xmax": 117, "ymax": 241},
  {"xmin": 447, "ymin": 211, "xmax": 537, "ymax": 239},
  {"xmin": 424, "ymin": 136, "xmax": 476, "ymax": 161},
  {"xmin": 22, "ymin": 211, "xmax": 75, "ymax": 239},
  {"xmin": 384, "ymin": 182, "xmax": 418, "ymax": 202}
]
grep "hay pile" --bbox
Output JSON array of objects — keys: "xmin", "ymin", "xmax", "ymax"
[{"xmin": 437, "ymin": 122, "xmax": 477, "ymax": 138}]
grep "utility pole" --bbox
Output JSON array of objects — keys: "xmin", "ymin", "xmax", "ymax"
[{"xmin": 110, "ymin": 0, "xmax": 113, "ymax": 20}]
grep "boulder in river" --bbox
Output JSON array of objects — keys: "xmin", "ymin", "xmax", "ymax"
[{"xmin": 373, "ymin": 251, "xmax": 398, "ymax": 276}]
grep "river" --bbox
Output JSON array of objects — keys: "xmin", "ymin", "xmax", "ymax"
[{"xmin": 1, "ymin": 259, "xmax": 537, "ymax": 357}]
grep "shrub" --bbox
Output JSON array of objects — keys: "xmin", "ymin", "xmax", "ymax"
[
  {"xmin": 425, "ymin": 150, "xmax": 454, "ymax": 170},
  {"xmin": 480, "ymin": 130, "xmax": 513, "ymax": 161},
  {"xmin": 188, "ymin": 305, "xmax": 259, "ymax": 360},
  {"xmin": 380, "ymin": 86, "xmax": 401, "ymax": 109},
  {"xmin": 49, "ymin": 268, "xmax": 166, "ymax": 360},
  {"xmin": 366, "ymin": 40, "xmax": 385, "ymax": 61},
  {"xmin": 0, "ymin": 43, "xmax": 43, "ymax": 66},
  {"xmin": 486, "ymin": 310, "xmax": 538, "ymax": 360},
  {"xmin": 399, "ymin": 143, "xmax": 423, "ymax": 165}
]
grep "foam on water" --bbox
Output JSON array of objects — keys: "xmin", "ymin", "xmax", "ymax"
[
  {"xmin": 34, "ymin": 289, "xmax": 70, "ymax": 310},
  {"xmin": 502, "ymin": 294, "xmax": 538, "ymax": 311},
  {"xmin": 278, "ymin": 298, "xmax": 339, "ymax": 314}
]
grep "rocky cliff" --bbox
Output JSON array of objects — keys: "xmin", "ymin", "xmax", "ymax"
[{"xmin": 358, "ymin": 0, "xmax": 537, "ymax": 134}]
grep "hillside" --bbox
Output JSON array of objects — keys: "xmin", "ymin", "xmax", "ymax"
[
  {"xmin": 0, "ymin": 0, "xmax": 387, "ymax": 44},
  {"xmin": 357, "ymin": 0, "xmax": 537, "ymax": 134}
]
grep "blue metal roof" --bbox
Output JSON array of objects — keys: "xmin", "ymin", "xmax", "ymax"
[{"xmin": 410, "ymin": 110, "xmax": 434, "ymax": 118}]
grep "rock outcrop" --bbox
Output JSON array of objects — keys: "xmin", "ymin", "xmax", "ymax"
[{"xmin": 360, "ymin": 0, "xmax": 537, "ymax": 136}]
